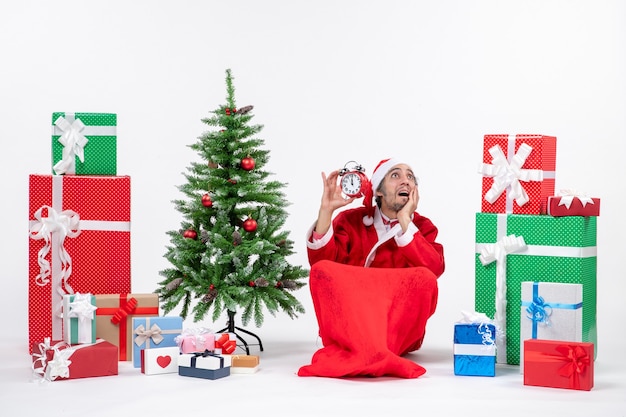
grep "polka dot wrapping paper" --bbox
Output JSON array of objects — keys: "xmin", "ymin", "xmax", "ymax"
[
  {"xmin": 28, "ymin": 174, "xmax": 131, "ymax": 353},
  {"xmin": 474, "ymin": 212, "xmax": 597, "ymax": 366},
  {"xmin": 479, "ymin": 134, "xmax": 557, "ymax": 215},
  {"xmin": 51, "ymin": 112, "xmax": 117, "ymax": 175}
]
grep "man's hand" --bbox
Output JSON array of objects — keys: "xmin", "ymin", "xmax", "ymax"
[{"xmin": 315, "ymin": 170, "xmax": 356, "ymax": 235}]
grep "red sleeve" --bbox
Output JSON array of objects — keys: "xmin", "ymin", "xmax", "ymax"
[{"xmin": 399, "ymin": 214, "xmax": 445, "ymax": 277}]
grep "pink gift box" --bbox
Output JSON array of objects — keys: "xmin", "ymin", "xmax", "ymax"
[{"xmin": 176, "ymin": 333, "xmax": 216, "ymax": 354}]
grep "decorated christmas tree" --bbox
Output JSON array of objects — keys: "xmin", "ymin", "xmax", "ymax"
[{"xmin": 156, "ymin": 69, "xmax": 308, "ymax": 335}]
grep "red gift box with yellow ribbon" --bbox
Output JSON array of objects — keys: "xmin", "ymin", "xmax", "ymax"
[
  {"xmin": 28, "ymin": 174, "xmax": 131, "ymax": 353},
  {"xmin": 523, "ymin": 339, "xmax": 594, "ymax": 391},
  {"xmin": 95, "ymin": 293, "xmax": 159, "ymax": 361}
]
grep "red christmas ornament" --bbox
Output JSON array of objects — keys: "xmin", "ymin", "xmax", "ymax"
[
  {"xmin": 183, "ymin": 229, "xmax": 197, "ymax": 240},
  {"xmin": 210, "ymin": 284, "xmax": 215, "ymax": 290},
  {"xmin": 201, "ymin": 193, "xmax": 213, "ymax": 207},
  {"xmin": 248, "ymin": 280, "xmax": 255, "ymax": 287},
  {"xmin": 240, "ymin": 156, "xmax": 255, "ymax": 171},
  {"xmin": 275, "ymin": 281, "xmax": 283, "ymax": 288},
  {"xmin": 242, "ymin": 217, "xmax": 257, "ymax": 232}
]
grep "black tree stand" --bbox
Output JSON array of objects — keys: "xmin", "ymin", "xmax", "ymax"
[{"xmin": 217, "ymin": 310, "xmax": 264, "ymax": 355}]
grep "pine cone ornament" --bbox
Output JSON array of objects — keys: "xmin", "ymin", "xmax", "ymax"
[
  {"xmin": 202, "ymin": 287, "xmax": 218, "ymax": 303},
  {"xmin": 201, "ymin": 230, "xmax": 209, "ymax": 244},
  {"xmin": 237, "ymin": 105, "xmax": 253, "ymax": 115},
  {"xmin": 254, "ymin": 277, "xmax": 269, "ymax": 287},
  {"xmin": 281, "ymin": 280, "xmax": 298, "ymax": 290},
  {"xmin": 165, "ymin": 277, "xmax": 183, "ymax": 291},
  {"xmin": 232, "ymin": 230, "xmax": 242, "ymax": 245}
]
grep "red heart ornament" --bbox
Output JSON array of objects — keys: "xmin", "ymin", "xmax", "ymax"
[{"xmin": 157, "ymin": 355, "xmax": 172, "ymax": 368}]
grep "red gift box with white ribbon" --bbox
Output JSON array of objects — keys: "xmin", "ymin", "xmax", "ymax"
[
  {"xmin": 479, "ymin": 134, "xmax": 556, "ymax": 214},
  {"xmin": 28, "ymin": 174, "xmax": 131, "ymax": 353},
  {"xmin": 547, "ymin": 190, "xmax": 600, "ymax": 217}
]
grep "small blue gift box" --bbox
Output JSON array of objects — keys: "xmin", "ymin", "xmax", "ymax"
[
  {"xmin": 132, "ymin": 316, "xmax": 183, "ymax": 368},
  {"xmin": 179, "ymin": 351, "xmax": 231, "ymax": 380},
  {"xmin": 454, "ymin": 323, "xmax": 496, "ymax": 377}
]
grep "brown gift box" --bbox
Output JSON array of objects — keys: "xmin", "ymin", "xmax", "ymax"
[{"xmin": 95, "ymin": 293, "xmax": 159, "ymax": 361}]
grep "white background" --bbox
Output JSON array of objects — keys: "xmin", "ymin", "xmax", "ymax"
[{"xmin": 1, "ymin": 1, "xmax": 625, "ymax": 415}]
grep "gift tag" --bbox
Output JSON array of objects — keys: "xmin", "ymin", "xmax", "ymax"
[{"xmin": 141, "ymin": 346, "xmax": 180, "ymax": 375}]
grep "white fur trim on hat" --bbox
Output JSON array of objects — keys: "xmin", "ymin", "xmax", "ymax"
[{"xmin": 370, "ymin": 158, "xmax": 404, "ymax": 194}]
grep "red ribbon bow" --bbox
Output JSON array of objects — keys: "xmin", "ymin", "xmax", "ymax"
[
  {"xmin": 215, "ymin": 334, "xmax": 237, "ymax": 354},
  {"xmin": 556, "ymin": 344, "xmax": 590, "ymax": 388},
  {"xmin": 111, "ymin": 297, "xmax": 138, "ymax": 325}
]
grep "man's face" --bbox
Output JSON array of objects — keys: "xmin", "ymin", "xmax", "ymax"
[{"xmin": 377, "ymin": 164, "xmax": 417, "ymax": 212}]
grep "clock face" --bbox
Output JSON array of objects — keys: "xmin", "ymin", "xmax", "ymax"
[{"xmin": 340, "ymin": 172, "xmax": 363, "ymax": 197}]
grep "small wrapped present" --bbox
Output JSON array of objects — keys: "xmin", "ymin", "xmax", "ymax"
[
  {"xmin": 547, "ymin": 190, "xmax": 600, "ymax": 217},
  {"xmin": 523, "ymin": 339, "xmax": 594, "ymax": 391},
  {"xmin": 214, "ymin": 332, "xmax": 237, "ymax": 354},
  {"xmin": 478, "ymin": 134, "xmax": 557, "ymax": 215},
  {"xmin": 132, "ymin": 316, "xmax": 183, "ymax": 368},
  {"xmin": 224, "ymin": 354, "xmax": 260, "ymax": 374},
  {"xmin": 31, "ymin": 338, "xmax": 118, "ymax": 382},
  {"xmin": 520, "ymin": 281, "xmax": 583, "ymax": 372},
  {"xmin": 141, "ymin": 346, "xmax": 180, "ymax": 375},
  {"xmin": 453, "ymin": 311, "xmax": 497, "ymax": 377},
  {"xmin": 28, "ymin": 174, "xmax": 131, "ymax": 352},
  {"xmin": 63, "ymin": 293, "xmax": 97, "ymax": 344},
  {"xmin": 95, "ymin": 293, "xmax": 159, "ymax": 361},
  {"xmin": 179, "ymin": 351, "xmax": 231, "ymax": 380},
  {"xmin": 175, "ymin": 327, "xmax": 215, "ymax": 354},
  {"xmin": 51, "ymin": 112, "xmax": 117, "ymax": 175}
]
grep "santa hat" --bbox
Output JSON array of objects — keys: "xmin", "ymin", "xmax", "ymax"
[{"xmin": 362, "ymin": 158, "xmax": 405, "ymax": 226}]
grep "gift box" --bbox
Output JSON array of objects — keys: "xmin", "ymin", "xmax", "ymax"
[
  {"xmin": 51, "ymin": 112, "xmax": 117, "ymax": 175},
  {"xmin": 224, "ymin": 354, "xmax": 260, "ymax": 374},
  {"xmin": 63, "ymin": 293, "xmax": 97, "ymax": 344},
  {"xmin": 520, "ymin": 281, "xmax": 582, "ymax": 372},
  {"xmin": 28, "ymin": 174, "xmax": 131, "ymax": 352},
  {"xmin": 132, "ymin": 316, "xmax": 183, "ymax": 368},
  {"xmin": 179, "ymin": 352, "xmax": 231, "ymax": 380},
  {"xmin": 479, "ymin": 134, "xmax": 556, "ymax": 214},
  {"xmin": 523, "ymin": 339, "xmax": 594, "ymax": 391},
  {"xmin": 31, "ymin": 338, "xmax": 118, "ymax": 381},
  {"xmin": 95, "ymin": 293, "xmax": 159, "ymax": 361},
  {"xmin": 141, "ymin": 346, "xmax": 180, "ymax": 375},
  {"xmin": 175, "ymin": 328, "xmax": 215, "ymax": 354},
  {"xmin": 475, "ymin": 212, "xmax": 597, "ymax": 365},
  {"xmin": 453, "ymin": 323, "xmax": 496, "ymax": 377},
  {"xmin": 547, "ymin": 192, "xmax": 600, "ymax": 217},
  {"xmin": 213, "ymin": 332, "xmax": 237, "ymax": 354}
]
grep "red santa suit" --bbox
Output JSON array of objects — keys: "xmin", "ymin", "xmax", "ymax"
[{"xmin": 298, "ymin": 205, "xmax": 445, "ymax": 379}]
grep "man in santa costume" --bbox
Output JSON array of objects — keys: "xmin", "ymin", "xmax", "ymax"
[{"xmin": 298, "ymin": 158, "xmax": 445, "ymax": 379}]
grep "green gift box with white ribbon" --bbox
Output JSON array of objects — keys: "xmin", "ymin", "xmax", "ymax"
[
  {"xmin": 51, "ymin": 112, "xmax": 117, "ymax": 175},
  {"xmin": 474, "ymin": 212, "xmax": 597, "ymax": 365}
]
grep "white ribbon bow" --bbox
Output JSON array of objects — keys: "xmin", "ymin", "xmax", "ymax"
[
  {"xmin": 53, "ymin": 116, "xmax": 89, "ymax": 175},
  {"xmin": 134, "ymin": 323, "xmax": 164, "ymax": 346},
  {"xmin": 479, "ymin": 143, "xmax": 544, "ymax": 207},
  {"xmin": 557, "ymin": 189, "xmax": 595, "ymax": 209},
  {"xmin": 31, "ymin": 338, "xmax": 72, "ymax": 382},
  {"xmin": 67, "ymin": 292, "xmax": 97, "ymax": 322},
  {"xmin": 478, "ymin": 234, "xmax": 527, "ymax": 361},
  {"xmin": 28, "ymin": 205, "xmax": 81, "ymax": 288}
]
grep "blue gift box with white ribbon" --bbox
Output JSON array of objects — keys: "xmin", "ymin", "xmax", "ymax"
[
  {"xmin": 454, "ymin": 323, "xmax": 497, "ymax": 377},
  {"xmin": 520, "ymin": 281, "xmax": 583, "ymax": 372},
  {"xmin": 179, "ymin": 351, "xmax": 231, "ymax": 380}
]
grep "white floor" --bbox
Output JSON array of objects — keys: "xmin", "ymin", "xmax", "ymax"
[{"xmin": 2, "ymin": 327, "xmax": 624, "ymax": 417}]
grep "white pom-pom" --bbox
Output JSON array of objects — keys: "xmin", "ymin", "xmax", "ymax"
[{"xmin": 363, "ymin": 215, "xmax": 373, "ymax": 226}]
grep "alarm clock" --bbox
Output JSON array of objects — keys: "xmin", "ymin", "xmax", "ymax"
[{"xmin": 339, "ymin": 161, "xmax": 369, "ymax": 198}]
